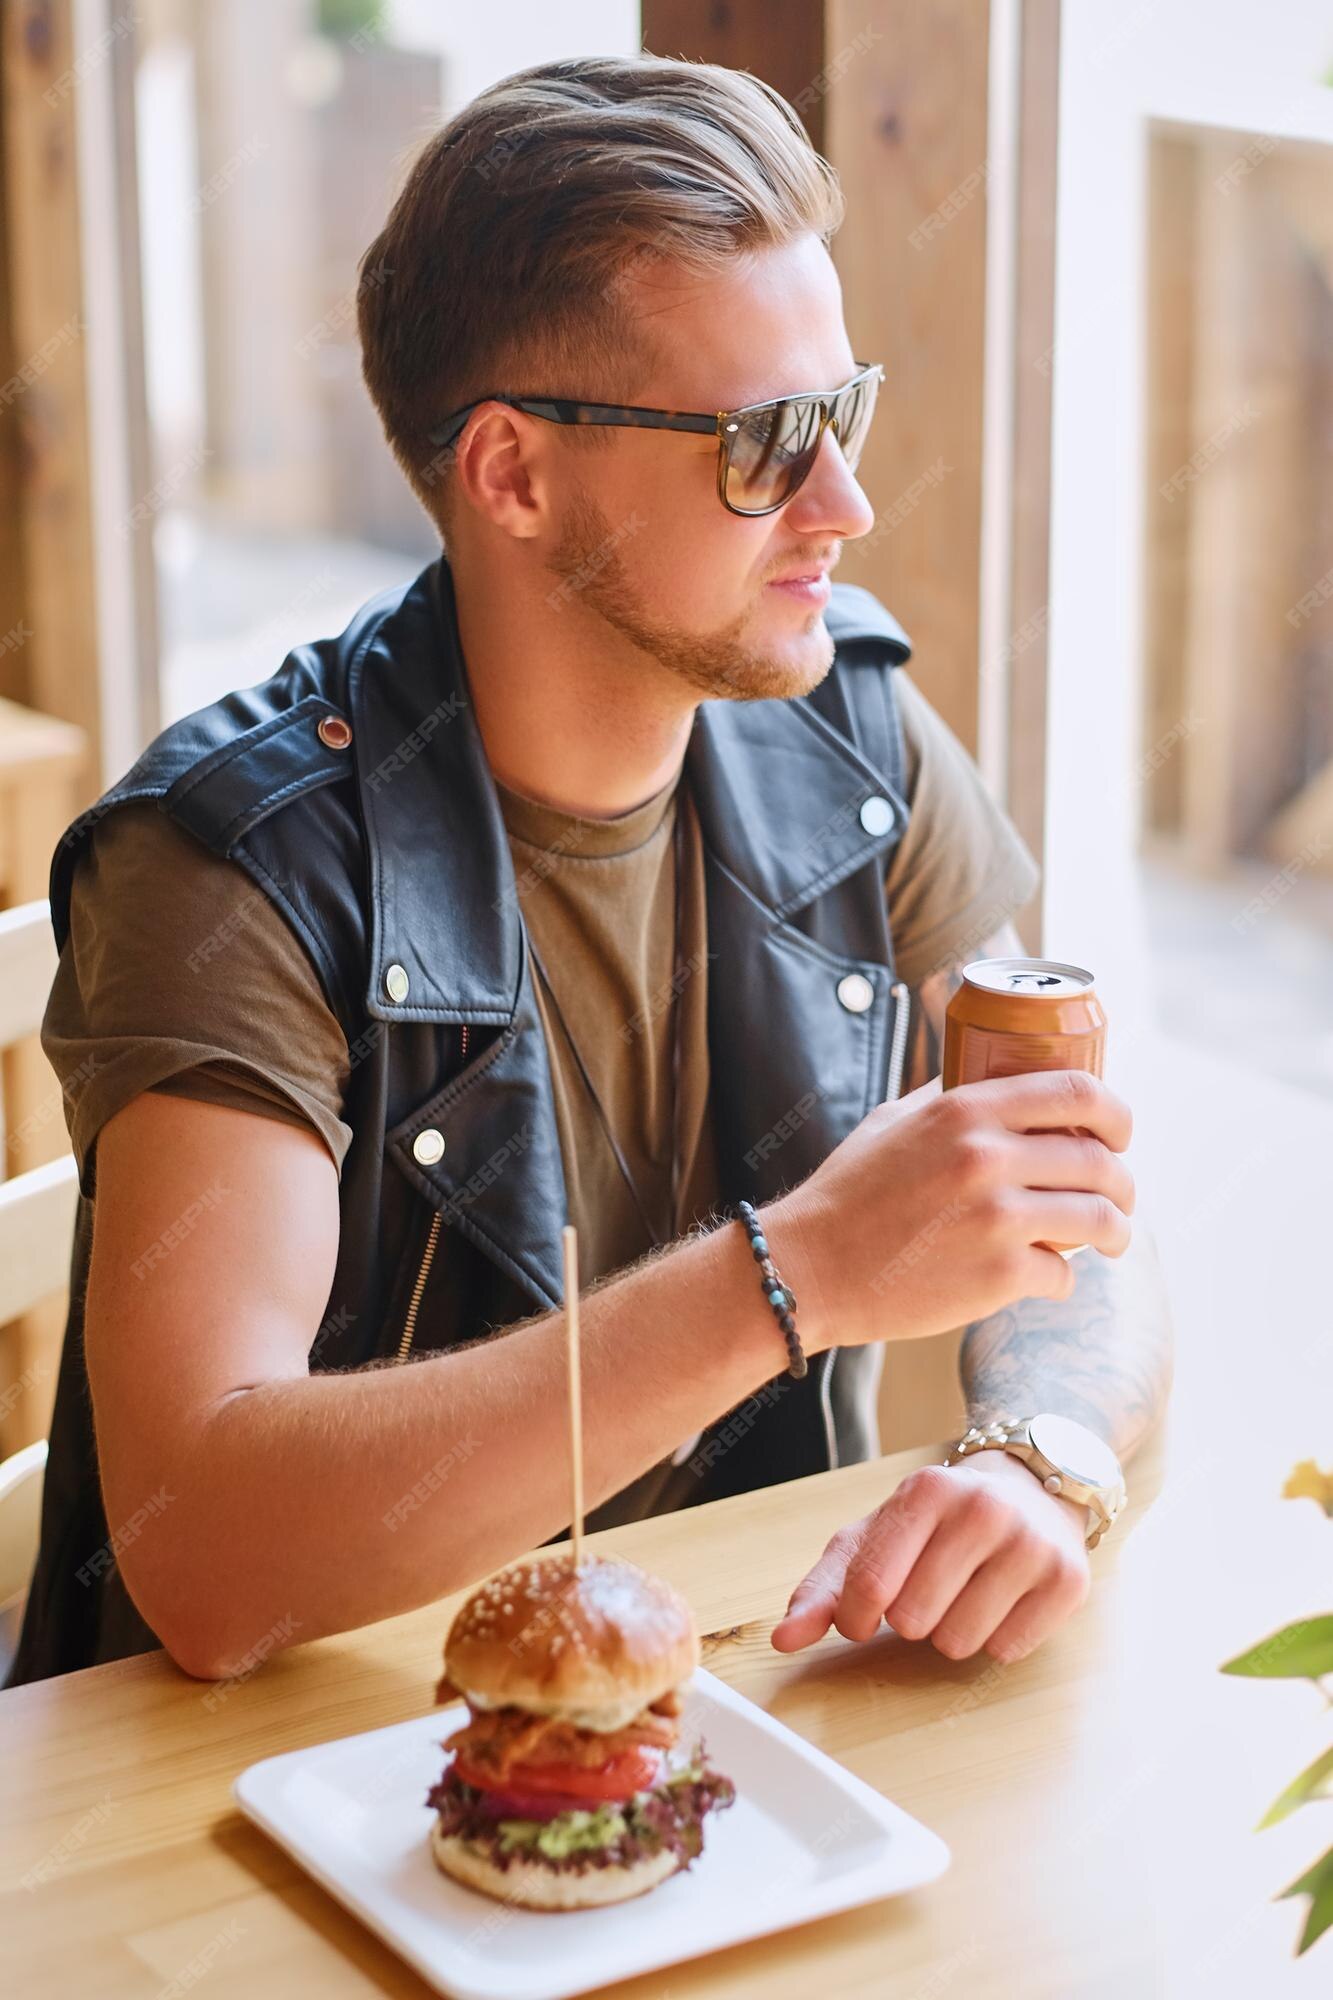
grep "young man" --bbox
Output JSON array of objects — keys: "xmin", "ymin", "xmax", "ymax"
[{"xmin": 7, "ymin": 55, "xmax": 1171, "ymax": 1689}]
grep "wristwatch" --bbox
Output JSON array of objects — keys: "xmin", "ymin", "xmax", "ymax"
[{"xmin": 941, "ymin": 1412, "xmax": 1127, "ymax": 1549}]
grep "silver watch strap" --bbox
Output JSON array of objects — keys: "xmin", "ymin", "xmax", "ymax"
[{"xmin": 943, "ymin": 1417, "xmax": 1120, "ymax": 1547}]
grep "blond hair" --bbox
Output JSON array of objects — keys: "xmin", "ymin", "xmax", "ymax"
[{"xmin": 357, "ymin": 53, "xmax": 843, "ymax": 526}]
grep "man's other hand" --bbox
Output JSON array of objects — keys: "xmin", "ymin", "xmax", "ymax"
[{"xmin": 769, "ymin": 1448, "xmax": 1091, "ymax": 1664}]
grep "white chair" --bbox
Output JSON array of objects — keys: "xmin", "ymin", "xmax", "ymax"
[
  {"xmin": 0, "ymin": 899, "xmax": 78, "ymax": 1676},
  {"xmin": 0, "ymin": 1439, "xmax": 48, "ymax": 1672}
]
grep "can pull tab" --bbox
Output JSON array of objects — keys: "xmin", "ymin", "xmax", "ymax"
[{"xmin": 1009, "ymin": 972, "xmax": 1063, "ymax": 989}]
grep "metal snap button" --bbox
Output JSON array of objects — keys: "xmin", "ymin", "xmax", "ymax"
[
  {"xmin": 384, "ymin": 962, "xmax": 410, "ymax": 1003},
  {"xmin": 859, "ymin": 794, "xmax": 893, "ymax": 836},
  {"xmin": 836, "ymin": 972, "xmax": 875, "ymax": 1014},
  {"xmin": 317, "ymin": 714, "xmax": 353, "ymax": 750},
  {"xmin": 412, "ymin": 1128, "xmax": 445, "ymax": 1166}
]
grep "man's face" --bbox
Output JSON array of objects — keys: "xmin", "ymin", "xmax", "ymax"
[{"xmin": 539, "ymin": 232, "xmax": 877, "ymax": 704}]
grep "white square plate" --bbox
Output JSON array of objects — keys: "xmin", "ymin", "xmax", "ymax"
[{"xmin": 233, "ymin": 1666, "xmax": 951, "ymax": 2000}]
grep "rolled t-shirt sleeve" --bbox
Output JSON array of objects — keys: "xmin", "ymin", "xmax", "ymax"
[
  {"xmin": 885, "ymin": 669, "xmax": 1041, "ymax": 991},
  {"xmin": 41, "ymin": 801, "xmax": 354, "ymax": 1197}
]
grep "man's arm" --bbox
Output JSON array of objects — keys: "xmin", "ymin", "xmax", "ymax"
[
  {"xmin": 771, "ymin": 919, "xmax": 1173, "ymax": 1662},
  {"xmin": 959, "ymin": 1229, "xmax": 1173, "ymax": 1461},
  {"xmin": 907, "ymin": 920, "xmax": 1174, "ymax": 1464},
  {"xmin": 87, "ymin": 1091, "xmax": 825, "ymax": 1682}
]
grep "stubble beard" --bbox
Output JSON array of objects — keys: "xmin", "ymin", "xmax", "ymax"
[{"xmin": 544, "ymin": 487, "xmax": 835, "ymax": 704}]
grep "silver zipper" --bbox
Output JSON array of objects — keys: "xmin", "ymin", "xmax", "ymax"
[
  {"xmin": 395, "ymin": 1024, "xmax": 467, "ymax": 1364},
  {"xmin": 885, "ymin": 980, "xmax": 910, "ymax": 1100}
]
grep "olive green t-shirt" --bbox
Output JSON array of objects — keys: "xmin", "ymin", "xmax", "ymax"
[{"xmin": 493, "ymin": 765, "xmax": 721, "ymax": 1281}]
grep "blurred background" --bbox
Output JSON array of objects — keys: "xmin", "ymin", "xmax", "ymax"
[{"xmin": 1, "ymin": 2, "xmax": 1330, "ymax": 1469}]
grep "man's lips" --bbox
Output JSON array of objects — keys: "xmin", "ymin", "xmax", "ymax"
[{"xmin": 767, "ymin": 570, "xmax": 833, "ymax": 602}]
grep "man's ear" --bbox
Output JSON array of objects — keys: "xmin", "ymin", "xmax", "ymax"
[{"xmin": 453, "ymin": 406, "xmax": 546, "ymax": 541}]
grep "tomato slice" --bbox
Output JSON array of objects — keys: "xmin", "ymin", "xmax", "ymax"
[{"xmin": 453, "ymin": 1745, "xmax": 662, "ymax": 1803}]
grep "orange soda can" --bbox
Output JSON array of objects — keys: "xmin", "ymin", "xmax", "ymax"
[{"xmin": 943, "ymin": 958, "xmax": 1108, "ymax": 1258}]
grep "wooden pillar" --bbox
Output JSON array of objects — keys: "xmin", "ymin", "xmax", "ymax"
[
  {"xmin": 643, "ymin": 0, "xmax": 998, "ymax": 760},
  {"xmin": 0, "ymin": 0, "xmax": 103, "ymax": 796},
  {"xmin": 643, "ymin": 0, "xmax": 829, "ymax": 150},
  {"xmin": 828, "ymin": 0, "xmax": 993, "ymax": 758}
]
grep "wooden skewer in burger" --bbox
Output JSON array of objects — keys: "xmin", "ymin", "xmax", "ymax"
[{"xmin": 426, "ymin": 1225, "xmax": 736, "ymax": 1909}]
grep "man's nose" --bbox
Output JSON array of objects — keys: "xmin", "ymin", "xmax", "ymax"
[{"xmin": 783, "ymin": 426, "xmax": 876, "ymax": 542}]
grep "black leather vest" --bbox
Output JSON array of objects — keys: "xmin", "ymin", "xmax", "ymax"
[{"xmin": 6, "ymin": 557, "xmax": 913, "ymax": 1686}]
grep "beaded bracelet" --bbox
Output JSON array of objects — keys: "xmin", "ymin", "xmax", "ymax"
[{"xmin": 736, "ymin": 1199, "xmax": 808, "ymax": 1380}]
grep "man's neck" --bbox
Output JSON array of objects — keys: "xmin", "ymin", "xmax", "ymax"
[{"xmin": 451, "ymin": 556, "xmax": 696, "ymax": 821}]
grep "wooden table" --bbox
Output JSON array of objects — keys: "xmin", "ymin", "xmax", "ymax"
[{"xmin": 2, "ymin": 1382, "xmax": 1329, "ymax": 2000}]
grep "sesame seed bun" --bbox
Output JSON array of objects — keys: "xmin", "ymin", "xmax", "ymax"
[
  {"xmin": 431, "ymin": 1819, "xmax": 683, "ymax": 1909},
  {"xmin": 441, "ymin": 1552, "xmax": 700, "ymax": 1729}
]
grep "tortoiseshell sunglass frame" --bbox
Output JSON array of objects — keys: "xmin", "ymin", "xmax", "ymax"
[{"xmin": 423, "ymin": 362, "xmax": 884, "ymax": 518}]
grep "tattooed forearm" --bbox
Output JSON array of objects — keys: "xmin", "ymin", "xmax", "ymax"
[{"xmin": 958, "ymin": 1220, "xmax": 1175, "ymax": 1463}]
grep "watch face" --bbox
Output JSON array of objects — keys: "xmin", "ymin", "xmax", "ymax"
[{"xmin": 1029, "ymin": 1412, "xmax": 1121, "ymax": 1489}]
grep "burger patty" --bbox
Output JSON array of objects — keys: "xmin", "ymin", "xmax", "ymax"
[{"xmin": 442, "ymin": 1687, "xmax": 683, "ymax": 1778}]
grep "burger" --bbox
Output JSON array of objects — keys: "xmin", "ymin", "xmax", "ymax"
[{"xmin": 425, "ymin": 1551, "xmax": 736, "ymax": 1910}]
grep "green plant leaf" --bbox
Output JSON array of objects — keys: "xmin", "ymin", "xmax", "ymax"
[
  {"xmin": 1221, "ymin": 1617, "xmax": 1333, "ymax": 1681},
  {"xmin": 1277, "ymin": 1842, "xmax": 1333, "ymax": 1955},
  {"xmin": 1257, "ymin": 1745, "xmax": 1333, "ymax": 1830}
]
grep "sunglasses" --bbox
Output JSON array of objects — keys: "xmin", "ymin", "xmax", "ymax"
[{"xmin": 425, "ymin": 362, "xmax": 884, "ymax": 517}]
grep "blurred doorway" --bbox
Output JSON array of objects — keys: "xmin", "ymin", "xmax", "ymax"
[{"xmin": 1144, "ymin": 121, "xmax": 1333, "ymax": 1099}]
